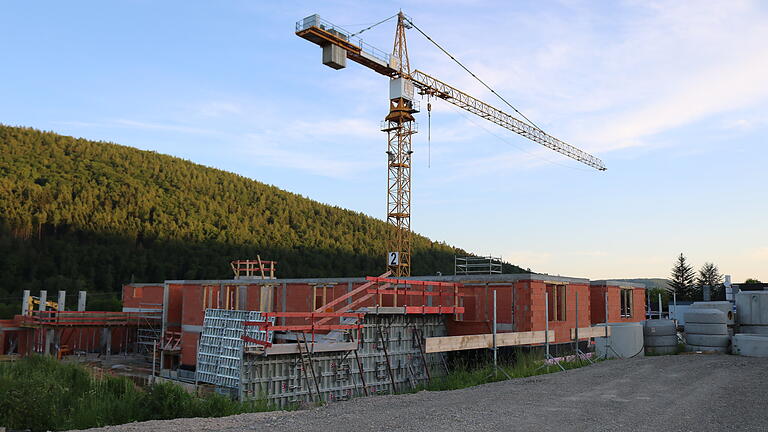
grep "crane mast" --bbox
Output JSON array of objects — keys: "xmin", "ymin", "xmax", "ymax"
[
  {"xmin": 383, "ymin": 12, "xmax": 415, "ymax": 276},
  {"xmin": 295, "ymin": 12, "xmax": 606, "ymax": 276}
]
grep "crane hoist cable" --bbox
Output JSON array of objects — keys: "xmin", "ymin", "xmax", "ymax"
[
  {"xmin": 350, "ymin": 14, "xmax": 398, "ymax": 38},
  {"xmin": 427, "ymin": 96, "xmax": 431, "ymax": 168},
  {"xmin": 404, "ymin": 17, "xmax": 544, "ymax": 132}
]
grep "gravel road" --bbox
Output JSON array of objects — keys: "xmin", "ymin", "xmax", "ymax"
[{"xmin": 82, "ymin": 354, "xmax": 768, "ymax": 432}]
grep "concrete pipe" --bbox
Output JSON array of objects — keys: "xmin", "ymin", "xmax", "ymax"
[
  {"xmin": 644, "ymin": 335, "xmax": 678, "ymax": 347},
  {"xmin": 691, "ymin": 301, "xmax": 735, "ymax": 325},
  {"xmin": 685, "ymin": 333, "xmax": 730, "ymax": 347},
  {"xmin": 684, "ymin": 322, "xmax": 728, "ymax": 335},
  {"xmin": 732, "ymin": 333, "xmax": 768, "ymax": 357},
  {"xmin": 684, "ymin": 308, "xmax": 727, "ymax": 324},
  {"xmin": 643, "ymin": 319, "xmax": 676, "ymax": 336},
  {"xmin": 685, "ymin": 344, "xmax": 728, "ymax": 354}
]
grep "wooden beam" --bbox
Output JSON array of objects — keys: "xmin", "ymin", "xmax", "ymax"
[
  {"xmin": 570, "ymin": 326, "xmax": 612, "ymax": 340},
  {"xmin": 424, "ymin": 330, "xmax": 554, "ymax": 353}
]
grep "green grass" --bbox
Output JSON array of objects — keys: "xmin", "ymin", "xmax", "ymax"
[
  {"xmin": 0, "ymin": 356, "xmax": 272, "ymax": 431},
  {"xmin": 409, "ymin": 350, "xmax": 598, "ymax": 393},
  {"xmin": 1, "ymin": 351, "xmax": 598, "ymax": 430}
]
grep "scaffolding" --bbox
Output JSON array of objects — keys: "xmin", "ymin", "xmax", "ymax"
[
  {"xmin": 136, "ymin": 302, "xmax": 163, "ymax": 356},
  {"xmin": 231, "ymin": 257, "xmax": 277, "ymax": 279},
  {"xmin": 455, "ymin": 256, "xmax": 503, "ymax": 275}
]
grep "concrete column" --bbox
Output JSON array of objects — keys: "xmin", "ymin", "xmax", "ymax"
[
  {"xmin": 703, "ymin": 285, "xmax": 711, "ymax": 302},
  {"xmin": 21, "ymin": 290, "xmax": 31, "ymax": 316},
  {"xmin": 58, "ymin": 291, "xmax": 66, "ymax": 311},
  {"xmin": 238, "ymin": 285, "xmax": 247, "ymax": 311},
  {"xmin": 101, "ymin": 327, "xmax": 112, "ymax": 357},
  {"xmin": 38, "ymin": 290, "xmax": 47, "ymax": 311},
  {"xmin": 77, "ymin": 291, "xmax": 87, "ymax": 311},
  {"xmin": 46, "ymin": 329, "xmax": 55, "ymax": 356}
]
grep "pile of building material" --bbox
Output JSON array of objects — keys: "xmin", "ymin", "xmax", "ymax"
[
  {"xmin": 196, "ymin": 309, "xmax": 274, "ymax": 388},
  {"xmin": 643, "ymin": 319, "xmax": 678, "ymax": 355},
  {"xmin": 209, "ymin": 313, "xmax": 446, "ymax": 407},
  {"xmin": 684, "ymin": 308, "xmax": 730, "ymax": 353},
  {"xmin": 732, "ymin": 291, "xmax": 768, "ymax": 357}
]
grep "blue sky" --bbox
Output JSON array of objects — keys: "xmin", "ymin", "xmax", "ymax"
[{"xmin": 1, "ymin": 1, "xmax": 767, "ymax": 282}]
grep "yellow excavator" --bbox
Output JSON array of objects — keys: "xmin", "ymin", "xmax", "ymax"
[{"xmin": 26, "ymin": 296, "xmax": 59, "ymax": 314}]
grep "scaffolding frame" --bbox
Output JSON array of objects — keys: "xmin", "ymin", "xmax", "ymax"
[{"xmin": 455, "ymin": 256, "xmax": 503, "ymax": 275}]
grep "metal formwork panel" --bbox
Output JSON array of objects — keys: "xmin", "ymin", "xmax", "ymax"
[
  {"xmin": 239, "ymin": 314, "xmax": 447, "ymax": 408},
  {"xmin": 196, "ymin": 309, "xmax": 274, "ymax": 388}
]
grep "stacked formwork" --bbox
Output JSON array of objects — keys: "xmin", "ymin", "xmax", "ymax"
[
  {"xmin": 240, "ymin": 313, "xmax": 446, "ymax": 407},
  {"xmin": 196, "ymin": 309, "xmax": 274, "ymax": 388}
]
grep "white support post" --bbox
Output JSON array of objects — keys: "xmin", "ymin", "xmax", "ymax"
[
  {"xmin": 544, "ymin": 296, "xmax": 550, "ymax": 358},
  {"xmin": 77, "ymin": 291, "xmax": 87, "ymax": 311},
  {"xmin": 58, "ymin": 291, "xmax": 66, "ymax": 311},
  {"xmin": 658, "ymin": 293, "xmax": 662, "ymax": 319},
  {"xmin": 21, "ymin": 290, "xmax": 30, "ymax": 316},
  {"xmin": 492, "ymin": 290, "xmax": 497, "ymax": 374},
  {"xmin": 38, "ymin": 290, "xmax": 47, "ymax": 311}
]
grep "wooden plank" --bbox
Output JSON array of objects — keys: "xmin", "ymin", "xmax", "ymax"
[
  {"xmin": 570, "ymin": 326, "xmax": 612, "ymax": 340},
  {"xmin": 424, "ymin": 330, "xmax": 554, "ymax": 353}
]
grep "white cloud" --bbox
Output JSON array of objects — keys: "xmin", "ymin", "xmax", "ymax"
[{"xmin": 405, "ymin": 1, "xmax": 768, "ymax": 159}]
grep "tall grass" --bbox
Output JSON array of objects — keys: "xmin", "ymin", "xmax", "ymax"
[
  {"xmin": 0, "ymin": 356, "xmax": 271, "ymax": 431},
  {"xmin": 414, "ymin": 349, "xmax": 597, "ymax": 392}
]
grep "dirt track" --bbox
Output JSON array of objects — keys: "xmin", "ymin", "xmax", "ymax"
[{"xmin": 83, "ymin": 354, "xmax": 768, "ymax": 432}]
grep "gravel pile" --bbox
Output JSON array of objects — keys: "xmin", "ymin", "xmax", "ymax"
[{"xmin": 79, "ymin": 354, "xmax": 768, "ymax": 432}]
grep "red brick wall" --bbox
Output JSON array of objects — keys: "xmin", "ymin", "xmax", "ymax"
[
  {"xmin": 589, "ymin": 285, "xmax": 646, "ymax": 324},
  {"xmin": 122, "ymin": 284, "xmax": 164, "ymax": 310},
  {"xmin": 513, "ymin": 281, "xmax": 591, "ymax": 343}
]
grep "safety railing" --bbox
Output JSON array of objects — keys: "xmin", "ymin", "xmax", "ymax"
[
  {"xmin": 296, "ymin": 15, "xmax": 391, "ymax": 65},
  {"xmin": 242, "ymin": 311, "xmax": 365, "ymax": 347},
  {"xmin": 20, "ymin": 310, "xmax": 161, "ymax": 327}
]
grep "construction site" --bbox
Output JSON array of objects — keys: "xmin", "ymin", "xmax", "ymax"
[
  {"xmin": 1, "ymin": 6, "xmax": 767, "ymax": 432},
  {"xmin": 1, "ymin": 257, "xmax": 647, "ymax": 407}
]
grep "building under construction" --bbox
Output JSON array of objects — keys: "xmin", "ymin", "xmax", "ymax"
[{"xmin": 0, "ymin": 258, "xmax": 645, "ymax": 408}]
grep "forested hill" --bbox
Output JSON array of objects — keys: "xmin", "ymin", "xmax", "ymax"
[{"xmin": 0, "ymin": 125, "xmax": 526, "ymax": 315}]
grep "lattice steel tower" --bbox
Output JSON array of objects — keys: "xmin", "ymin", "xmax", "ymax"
[
  {"xmin": 382, "ymin": 12, "xmax": 417, "ymax": 276},
  {"xmin": 295, "ymin": 11, "xmax": 607, "ymax": 278}
]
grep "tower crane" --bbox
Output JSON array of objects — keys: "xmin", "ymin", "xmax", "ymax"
[{"xmin": 296, "ymin": 12, "xmax": 605, "ymax": 277}]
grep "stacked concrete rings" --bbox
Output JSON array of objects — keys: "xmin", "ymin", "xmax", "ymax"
[
  {"xmin": 643, "ymin": 319, "xmax": 678, "ymax": 355},
  {"xmin": 684, "ymin": 308, "xmax": 730, "ymax": 353},
  {"xmin": 736, "ymin": 291, "xmax": 768, "ymax": 335}
]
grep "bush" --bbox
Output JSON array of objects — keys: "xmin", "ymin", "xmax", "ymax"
[{"xmin": 0, "ymin": 356, "xmax": 271, "ymax": 431}]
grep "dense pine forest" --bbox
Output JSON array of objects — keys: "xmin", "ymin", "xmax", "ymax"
[{"xmin": 0, "ymin": 125, "xmax": 526, "ymax": 317}]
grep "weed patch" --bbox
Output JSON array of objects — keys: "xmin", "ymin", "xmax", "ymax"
[{"xmin": 0, "ymin": 356, "xmax": 273, "ymax": 431}]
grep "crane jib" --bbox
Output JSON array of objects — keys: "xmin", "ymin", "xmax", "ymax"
[{"xmin": 409, "ymin": 70, "xmax": 606, "ymax": 171}]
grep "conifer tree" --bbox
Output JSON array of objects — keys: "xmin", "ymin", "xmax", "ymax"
[{"xmin": 669, "ymin": 253, "xmax": 696, "ymax": 300}]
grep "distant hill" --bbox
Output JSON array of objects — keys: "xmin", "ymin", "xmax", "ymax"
[
  {"xmin": 0, "ymin": 125, "xmax": 527, "ymax": 316},
  {"xmin": 611, "ymin": 278, "xmax": 671, "ymax": 292}
]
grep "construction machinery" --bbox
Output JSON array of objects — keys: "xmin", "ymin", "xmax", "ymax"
[
  {"xmin": 296, "ymin": 12, "xmax": 606, "ymax": 277},
  {"xmin": 26, "ymin": 296, "xmax": 58, "ymax": 314}
]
